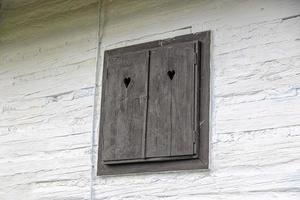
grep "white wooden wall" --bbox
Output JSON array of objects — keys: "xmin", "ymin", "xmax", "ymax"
[{"xmin": 0, "ymin": 0, "xmax": 299, "ymax": 199}]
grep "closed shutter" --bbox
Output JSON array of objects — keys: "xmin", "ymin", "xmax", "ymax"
[
  {"xmin": 146, "ymin": 41, "xmax": 199, "ymax": 158},
  {"xmin": 102, "ymin": 50, "xmax": 149, "ymax": 163},
  {"xmin": 98, "ymin": 31, "xmax": 210, "ymax": 175}
]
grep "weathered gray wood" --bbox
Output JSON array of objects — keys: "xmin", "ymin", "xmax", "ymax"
[
  {"xmin": 198, "ymin": 31, "xmax": 210, "ymax": 167},
  {"xmin": 102, "ymin": 50, "xmax": 148, "ymax": 162},
  {"xmin": 169, "ymin": 42, "xmax": 196, "ymax": 156},
  {"xmin": 98, "ymin": 31, "xmax": 210, "ymax": 175},
  {"xmin": 146, "ymin": 48, "xmax": 171, "ymax": 157},
  {"xmin": 146, "ymin": 42, "xmax": 196, "ymax": 158}
]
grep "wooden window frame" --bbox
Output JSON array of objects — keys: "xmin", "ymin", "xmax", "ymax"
[{"xmin": 97, "ymin": 31, "xmax": 210, "ymax": 175}]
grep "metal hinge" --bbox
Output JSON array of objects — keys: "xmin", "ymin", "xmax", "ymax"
[
  {"xmin": 193, "ymin": 130, "xmax": 199, "ymax": 141},
  {"xmin": 194, "ymin": 42, "xmax": 199, "ymax": 65},
  {"xmin": 193, "ymin": 141, "xmax": 196, "ymax": 154},
  {"xmin": 193, "ymin": 130, "xmax": 199, "ymax": 154}
]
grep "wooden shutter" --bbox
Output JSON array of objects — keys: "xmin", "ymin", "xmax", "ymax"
[
  {"xmin": 98, "ymin": 31, "xmax": 210, "ymax": 175},
  {"xmin": 146, "ymin": 41, "xmax": 199, "ymax": 158},
  {"xmin": 102, "ymin": 50, "xmax": 149, "ymax": 163}
]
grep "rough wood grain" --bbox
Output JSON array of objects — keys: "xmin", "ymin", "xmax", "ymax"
[
  {"xmin": 146, "ymin": 42, "xmax": 196, "ymax": 157},
  {"xmin": 0, "ymin": 0, "xmax": 300, "ymax": 199},
  {"xmin": 102, "ymin": 51, "xmax": 148, "ymax": 162},
  {"xmin": 146, "ymin": 47, "xmax": 171, "ymax": 157},
  {"xmin": 98, "ymin": 33, "xmax": 209, "ymax": 175},
  {"xmin": 168, "ymin": 42, "xmax": 195, "ymax": 156}
]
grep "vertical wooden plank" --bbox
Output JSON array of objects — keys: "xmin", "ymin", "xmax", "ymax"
[
  {"xmin": 142, "ymin": 50, "xmax": 151, "ymax": 159},
  {"xmin": 193, "ymin": 42, "xmax": 201, "ymax": 155},
  {"xmin": 168, "ymin": 42, "xmax": 195, "ymax": 156},
  {"xmin": 102, "ymin": 51, "xmax": 148, "ymax": 161},
  {"xmin": 146, "ymin": 48, "xmax": 172, "ymax": 157},
  {"xmin": 146, "ymin": 42, "xmax": 196, "ymax": 158},
  {"xmin": 198, "ymin": 31, "xmax": 211, "ymax": 167}
]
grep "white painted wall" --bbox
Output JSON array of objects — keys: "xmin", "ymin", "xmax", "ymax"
[
  {"xmin": 0, "ymin": 0, "xmax": 98, "ymax": 199},
  {"xmin": 0, "ymin": 0, "xmax": 300, "ymax": 200}
]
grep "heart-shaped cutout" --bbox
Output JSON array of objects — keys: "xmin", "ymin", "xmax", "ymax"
[
  {"xmin": 123, "ymin": 77, "xmax": 131, "ymax": 88},
  {"xmin": 167, "ymin": 70, "xmax": 175, "ymax": 80}
]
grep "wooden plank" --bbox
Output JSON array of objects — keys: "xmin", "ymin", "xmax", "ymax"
[
  {"xmin": 198, "ymin": 31, "xmax": 210, "ymax": 167},
  {"xmin": 103, "ymin": 154, "xmax": 197, "ymax": 165},
  {"xmin": 102, "ymin": 50, "xmax": 148, "ymax": 162},
  {"xmin": 168, "ymin": 42, "xmax": 195, "ymax": 156},
  {"xmin": 146, "ymin": 42, "xmax": 196, "ymax": 158},
  {"xmin": 146, "ymin": 48, "xmax": 172, "ymax": 157}
]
